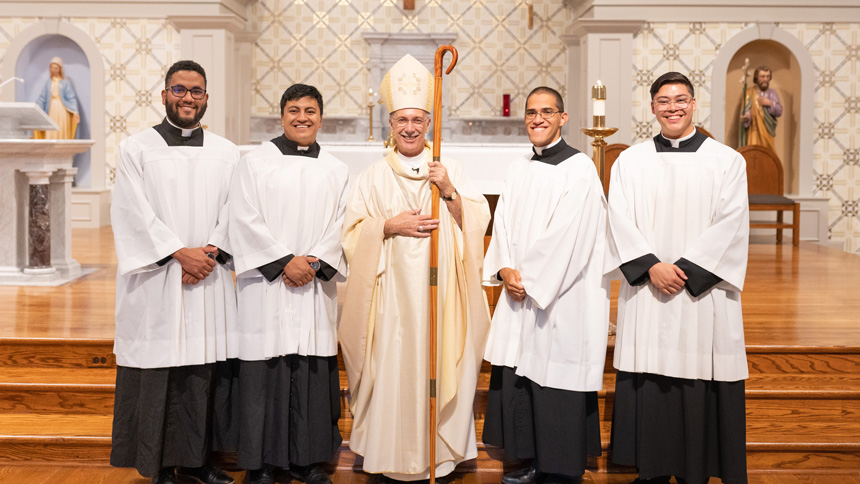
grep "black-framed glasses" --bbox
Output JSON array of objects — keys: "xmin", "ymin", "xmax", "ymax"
[
  {"xmin": 524, "ymin": 109, "xmax": 560, "ymax": 121},
  {"xmin": 169, "ymin": 85, "xmax": 207, "ymax": 100}
]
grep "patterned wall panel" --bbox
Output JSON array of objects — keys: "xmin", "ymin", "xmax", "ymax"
[
  {"xmin": 250, "ymin": 0, "xmax": 572, "ymax": 118},
  {"xmin": 633, "ymin": 22, "xmax": 860, "ymax": 253},
  {"xmin": 0, "ymin": 17, "xmax": 179, "ymax": 189}
]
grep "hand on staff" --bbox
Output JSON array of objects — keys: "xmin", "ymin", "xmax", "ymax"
[
  {"xmin": 648, "ymin": 262, "xmax": 687, "ymax": 295},
  {"xmin": 384, "ymin": 208, "xmax": 439, "ymax": 238},
  {"xmin": 499, "ymin": 267, "xmax": 526, "ymax": 302},
  {"xmin": 282, "ymin": 256, "xmax": 318, "ymax": 288},
  {"xmin": 428, "ymin": 161, "xmax": 455, "ymax": 199},
  {"xmin": 173, "ymin": 246, "xmax": 216, "ymax": 280}
]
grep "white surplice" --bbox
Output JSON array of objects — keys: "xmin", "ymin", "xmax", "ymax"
[
  {"xmin": 605, "ymin": 138, "xmax": 750, "ymax": 382},
  {"xmin": 483, "ymin": 151, "xmax": 610, "ymax": 392},
  {"xmin": 228, "ymin": 142, "xmax": 349, "ymax": 361},
  {"xmin": 111, "ymin": 128, "xmax": 240, "ymax": 369}
]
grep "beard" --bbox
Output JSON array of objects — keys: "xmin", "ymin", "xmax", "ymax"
[
  {"xmin": 755, "ymin": 80, "xmax": 769, "ymax": 91},
  {"xmin": 166, "ymin": 100, "xmax": 207, "ymax": 129}
]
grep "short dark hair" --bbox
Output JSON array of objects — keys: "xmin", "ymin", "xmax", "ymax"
[
  {"xmin": 649, "ymin": 72, "xmax": 694, "ymax": 99},
  {"xmin": 525, "ymin": 86, "xmax": 564, "ymax": 112},
  {"xmin": 165, "ymin": 60, "xmax": 207, "ymax": 88},
  {"xmin": 754, "ymin": 66, "xmax": 772, "ymax": 80},
  {"xmin": 280, "ymin": 84, "xmax": 324, "ymax": 116}
]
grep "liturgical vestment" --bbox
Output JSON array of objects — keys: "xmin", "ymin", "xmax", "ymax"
[
  {"xmin": 340, "ymin": 147, "xmax": 491, "ymax": 480},
  {"xmin": 483, "ymin": 142, "xmax": 609, "ymax": 392},
  {"xmin": 111, "ymin": 122, "xmax": 239, "ymax": 369}
]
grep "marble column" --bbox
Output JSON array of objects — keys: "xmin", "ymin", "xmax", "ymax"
[
  {"xmin": 21, "ymin": 169, "xmax": 55, "ymax": 275},
  {"xmin": 50, "ymin": 168, "xmax": 81, "ymax": 276}
]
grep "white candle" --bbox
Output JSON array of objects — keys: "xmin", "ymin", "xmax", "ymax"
[
  {"xmin": 594, "ymin": 99, "xmax": 605, "ymax": 116},
  {"xmin": 368, "ymin": 88, "xmax": 374, "ymax": 103}
]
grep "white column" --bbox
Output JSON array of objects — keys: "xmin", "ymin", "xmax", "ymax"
[
  {"xmin": 168, "ymin": 15, "xmax": 248, "ymax": 142},
  {"xmin": 50, "ymin": 167, "xmax": 81, "ymax": 277},
  {"xmin": 562, "ymin": 19, "xmax": 644, "ymax": 148}
]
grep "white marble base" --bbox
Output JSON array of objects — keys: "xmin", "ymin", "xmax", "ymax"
[
  {"xmin": 22, "ymin": 266, "xmax": 56, "ymax": 275},
  {"xmin": 0, "ymin": 265, "xmax": 93, "ymax": 286}
]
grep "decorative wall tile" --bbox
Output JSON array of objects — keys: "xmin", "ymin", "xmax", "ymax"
[{"xmin": 250, "ymin": 0, "xmax": 571, "ymax": 119}]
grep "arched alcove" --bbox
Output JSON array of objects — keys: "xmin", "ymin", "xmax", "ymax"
[
  {"xmin": 724, "ymin": 40, "xmax": 800, "ymax": 194},
  {"xmin": 15, "ymin": 34, "xmax": 92, "ymax": 187},
  {"xmin": 711, "ymin": 23, "xmax": 815, "ymax": 198},
  {"xmin": 1, "ymin": 19, "xmax": 106, "ymax": 194}
]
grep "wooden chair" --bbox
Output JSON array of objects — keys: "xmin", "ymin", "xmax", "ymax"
[
  {"xmin": 695, "ymin": 125, "xmax": 714, "ymax": 139},
  {"xmin": 738, "ymin": 145, "xmax": 799, "ymax": 246},
  {"xmin": 604, "ymin": 143, "xmax": 629, "ymax": 195}
]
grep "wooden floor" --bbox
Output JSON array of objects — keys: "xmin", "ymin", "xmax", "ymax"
[
  {"xmin": 3, "ymin": 227, "xmax": 860, "ymax": 346},
  {"xmin": 1, "ymin": 227, "xmax": 860, "ymax": 483},
  {"xmin": 1, "ymin": 466, "xmax": 860, "ymax": 484}
]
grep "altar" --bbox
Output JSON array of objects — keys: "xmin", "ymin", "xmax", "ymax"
[
  {"xmin": 0, "ymin": 102, "xmax": 94, "ymax": 286},
  {"xmin": 240, "ymin": 141, "xmax": 532, "ymax": 196}
]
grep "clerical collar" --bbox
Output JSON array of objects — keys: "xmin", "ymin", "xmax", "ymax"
[
  {"xmin": 398, "ymin": 150, "xmax": 426, "ymax": 175},
  {"xmin": 533, "ymin": 137, "xmax": 561, "ymax": 156},
  {"xmin": 531, "ymin": 137, "xmax": 581, "ymax": 166},
  {"xmin": 153, "ymin": 118, "xmax": 204, "ymax": 147},
  {"xmin": 653, "ymin": 128, "xmax": 707, "ymax": 153},
  {"xmin": 270, "ymin": 134, "xmax": 320, "ymax": 158}
]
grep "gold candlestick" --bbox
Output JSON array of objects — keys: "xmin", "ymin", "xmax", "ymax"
[
  {"xmin": 367, "ymin": 101, "xmax": 375, "ymax": 142},
  {"xmin": 581, "ymin": 80, "xmax": 618, "ymax": 336},
  {"xmin": 367, "ymin": 88, "xmax": 376, "ymax": 142},
  {"xmin": 581, "ymin": 80, "xmax": 618, "ymax": 195}
]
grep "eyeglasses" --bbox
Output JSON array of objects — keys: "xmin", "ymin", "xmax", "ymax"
[
  {"xmin": 393, "ymin": 117, "xmax": 427, "ymax": 127},
  {"xmin": 653, "ymin": 98, "xmax": 692, "ymax": 110},
  {"xmin": 524, "ymin": 109, "xmax": 560, "ymax": 121},
  {"xmin": 169, "ymin": 85, "xmax": 207, "ymax": 100}
]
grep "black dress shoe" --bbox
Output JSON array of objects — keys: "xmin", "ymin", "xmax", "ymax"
[
  {"xmin": 176, "ymin": 465, "xmax": 235, "ymax": 484},
  {"xmin": 245, "ymin": 466, "xmax": 276, "ymax": 484},
  {"xmin": 502, "ymin": 466, "xmax": 539, "ymax": 484},
  {"xmin": 290, "ymin": 463, "xmax": 332, "ymax": 484},
  {"xmin": 629, "ymin": 478, "xmax": 672, "ymax": 484},
  {"xmin": 152, "ymin": 468, "xmax": 177, "ymax": 484}
]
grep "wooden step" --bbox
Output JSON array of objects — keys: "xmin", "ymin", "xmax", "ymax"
[
  {"xmin": 0, "ymin": 367, "xmax": 116, "ymax": 415},
  {"xmin": 0, "ymin": 414, "xmax": 114, "ymax": 464},
  {"xmin": 0, "ymin": 338, "xmax": 115, "ymax": 369},
  {"xmin": 747, "ymin": 346, "xmax": 860, "ymax": 375}
]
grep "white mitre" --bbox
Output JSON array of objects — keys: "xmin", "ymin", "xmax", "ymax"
[{"xmin": 379, "ymin": 54, "xmax": 434, "ymax": 114}]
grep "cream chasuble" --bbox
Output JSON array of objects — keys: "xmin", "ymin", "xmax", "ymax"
[
  {"xmin": 111, "ymin": 128, "xmax": 239, "ymax": 369},
  {"xmin": 605, "ymin": 138, "xmax": 750, "ymax": 382},
  {"xmin": 228, "ymin": 142, "xmax": 348, "ymax": 360},
  {"xmin": 339, "ymin": 146, "xmax": 491, "ymax": 479},
  {"xmin": 483, "ymin": 150, "xmax": 610, "ymax": 392}
]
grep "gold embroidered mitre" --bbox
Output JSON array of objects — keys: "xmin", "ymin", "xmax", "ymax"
[{"xmin": 379, "ymin": 54, "xmax": 434, "ymax": 114}]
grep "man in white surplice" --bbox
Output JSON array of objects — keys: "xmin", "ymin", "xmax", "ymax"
[
  {"xmin": 482, "ymin": 86, "xmax": 609, "ymax": 484},
  {"xmin": 339, "ymin": 54, "xmax": 491, "ymax": 481},
  {"xmin": 605, "ymin": 72, "xmax": 750, "ymax": 484},
  {"xmin": 228, "ymin": 84, "xmax": 348, "ymax": 484},
  {"xmin": 110, "ymin": 60, "xmax": 238, "ymax": 484}
]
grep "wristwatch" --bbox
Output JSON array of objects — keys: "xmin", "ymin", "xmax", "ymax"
[
  {"xmin": 310, "ymin": 260, "xmax": 321, "ymax": 271},
  {"xmin": 442, "ymin": 188, "xmax": 458, "ymax": 202}
]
